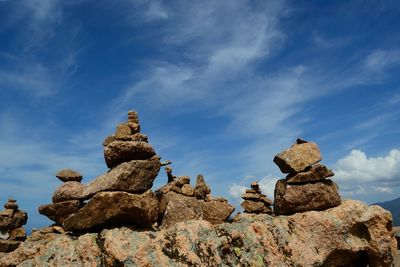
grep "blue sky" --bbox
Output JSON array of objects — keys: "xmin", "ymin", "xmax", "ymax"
[{"xmin": 0, "ymin": 0, "xmax": 400, "ymax": 231}]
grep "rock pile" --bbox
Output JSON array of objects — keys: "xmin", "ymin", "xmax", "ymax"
[
  {"xmin": 39, "ymin": 111, "xmax": 161, "ymax": 232},
  {"xmin": 0, "ymin": 199, "xmax": 27, "ymax": 253},
  {"xmin": 156, "ymin": 167, "xmax": 235, "ymax": 228},
  {"xmin": 273, "ymin": 139, "xmax": 341, "ymax": 215},
  {"xmin": 241, "ymin": 182, "xmax": 273, "ymax": 214}
]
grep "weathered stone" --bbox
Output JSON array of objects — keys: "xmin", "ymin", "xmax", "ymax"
[
  {"xmin": 127, "ymin": 122, "xmax": 140, "ymax": 134},
  {"xmin": 4, "ymin": 202, "xmax": 18, "ymax": 210},
  {"xmin": 103, "ymin": 135, "xmax": 115, "ymax": 146},
  {"xmin": 0, "ymin": 230, "xmax": 8, "ymax": 240},
  {"xmin": 259, "ymin": 196, "xmax": 273, "ymax": 206},
  {"xmin": 0, "ymin": 240, "xmax": 20, "ymax": 253},
  {"xmin": 181, "ymin": 184, "xmax": 195, "ymax": 196},
  {"xmin": 0, "ymin": 211, "xmax": 27, "ymax": 231},
  {"xmin": 63, "ymin": 191, "xmax": 159, "ymax": 232},
  {"xmin": 241, "ymin": 200, "xmax": 267, "ymax": 213},
  {"xmin": 132, "ymin": 133, "xmax": 148, "ymax": 142},
  {"xmin": 8, "ymin": 227, "xmax": 26, "ymax": 241},
  {"xmin": 202, "ymin": 201, "xmax": 235, "ymax": 224},
  {"xmin": 171, "ymin": 186, "xmax": 182, "ymax": 194},
  {"xmin": 82, "ymin": 157, "xmax": 161, "ymax": 199},
  {"xmin": 194, "ymin": 174, "xmax": 210, "ymax": 199},
  {"xmin": 115, "ymin": 123, "xmax": 131, "ymax": 139},
  {"xmin": 241, "ymin": 192, "xmax": 261, "ymax": 200},
  {"xmin": 104, "ymin": 140, "xmax": 156, "ymax": 168},
  {"xmin": 1, "ymin": 200, "xmax": 394, "ymax": 267},
  {"xmin": 214, "ymin": 197, "xmax": 228, "ymax": 203},
  {"xmin": 273, "ymin": 141, "xmax": 322, "ymax": 173},
  {"xmin": 128, "ymin": 110, "xmax": 139, "ymax": 124},
  {"xmin": 38, "ymin": 200, "xmax": 81, "ymax": 224},
  {"xmin": 0, "ymin": 209, "xmax": 13, "ymax": 218},
  {"xmin": 274, "ymin": 179, "xmax": 341, "ymax": 215},
  {"xmin": 175, "ymin": 176, "xmax": 190, "ymax": 187},
  {"xmin": 52, "ymin": 181, "xmax": 84, "ymax": 203},
  {"xmin": 286, "ymin": 163, "xmax": 334, "ymax": 184},
  {"xmin": 245, "ymin": 189, "xmax": 257, "ymax": 194},
  {"xmin": 161, "ymin": 198, "xmax": 203, "ymax": 229},
  {"xmin": 56, "ymin": 169, "xmax": 83, "ymax": 183},
  {"xmin": 250, "ymin": 181, "xmax": 260, "ymax": 192},
  {"xmin": 205, "ymin": 194, "xmax": 212, "ymax": 202}
]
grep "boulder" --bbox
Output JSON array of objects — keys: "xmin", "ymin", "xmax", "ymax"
[
  {"xmin": 202, "ymin": 201, "xmax": 235, "ymax": 224},
  {"xmin": 274, "ymin": 179, "xmax": 341, "ymax": 215},
  {"xmin": 273, "ymin": 141, "xmax": 321, "ymax": 173},
  {"xmin": 286, "ymin": 163, "xmax": 334, "ymax": 184},
  {"xmin": 181, "ymin": 184, "xmax": 195, "ymax": 196},
  {"xmin": 161, "ymin": 198, "xmax": 203, "ymax": 229},
  {"xmin": 194, "ymin": 175, "xmax": 210, "ymax": 199},
  {"xmin": 56, "ymin": 169, "xmax": 83, "ymax": 183},
  {"xmin": 0, "ymin": 240, "xmax": 20, "ymax": 253},
  {"xmin": 38, "ymin": 200, "xmax": 81, "ymax": 224},
  {"xmin": 52, "ymin": 181, "xmax": 84, "ymax": 203},
  {"xmin": 82, "ymin": 157, "xmax": 161, "ymax": 199},
  {"xmin": 1, "ymin": 200, "xmax": 395, "ymax": 267},
  {"xmin": 104, "ymin": 141, "xmax": 156, "ymax": 168},
  {"xmin": 0, "ymin": 211, "xmax": 27, "ymax": 231},
  {"xmin": 63, "ymin": 190, "xmax": 159, "ymax": 232}
]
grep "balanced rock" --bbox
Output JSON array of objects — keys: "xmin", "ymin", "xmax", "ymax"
[
  {"xmin": 194, "ymin": 174, "xmax": 210, "ymax": 200},
  {"xmin": 82, "ymin": 156, "xmax": 161, "ymax": 199},
  {"xmin": 38, "ymin": 200, "xmax": 81, "ymax": 225},
  {"xmin": 52, "ymin": 181, "xmax": 84, "ymax": 203},
  {"xmin": 56, "ymin": 169, "xmax": 83, "ymax": 183},
  {"xmin": 63, "ymin": 190, "xmax": 159, "ymax": 232},
  {"xmin": 273, "ymin": 139, "xmax": 321, "ymax": 173},
  {"xmin": 286, "ymin": 163, "xmax": 334, "ymax": 184},
  {"xmin": 274, "ymin": 179, "xmax": 341, "ymax": 215},
  {"xmin": 4, "ymin": 199, "xmax": 18, "ymax": 210},
  {"xmin": 115, "ymin": 123, "xmax": 131, "ymax": 140},
  {"xmin": 241, "ymin": 200, "xmax": 273, "ymax": 214},
  {"xmin": 0, "ymin": 210, "xmax": 27, "ymax": 231},
  {"xmin": 104, "ymin": 141, "xmax": 156, "ymax": 168},
  {"xmin": 241, "ymin": 182, "xmax": 273, "ymax": 214}
]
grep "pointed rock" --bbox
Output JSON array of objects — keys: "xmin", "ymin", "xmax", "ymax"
[{"xmin": 194, "ymin": 175, "xmax": 210, "ymax": 199}]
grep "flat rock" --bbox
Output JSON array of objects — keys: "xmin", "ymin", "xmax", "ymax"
[
  {"xmin": 38, "ymin": 200, "xmax": 81, "ymax": 224},
  {"xmin": 52, "ymin": 181, "xmax": 84, "ymax": 203},
  {"xmin": 0, "ymin": 240, "xmax": 20, "ymax": 253},
  {"xmin": 63, "ymin": 190, "xmax": 159, "ymax": 232},
  {"xmin": 274, "ymin": 179, "xmax": 341, "ymax": 215},
  {"xmin": 0, "ymin": 211, "xmax": 27, "ymax": 231},
  {"xmin": 202, "ymin": 201, "xmax": 235, "ymax": 224},
  {"xmin": 1, "ymin": 200, "xmax": 395, "ymax": 267},
  {"xmin": 56, "ymin": 169, "xmax": 83, "ymax": 183},
  {"xmin": 241, "ymin": 200, "xmax": 267, "ymax": 213},
  {"xmin": 82, "ymin": 157, "xmax": 161, "ymax": 199},
  {"xmin": 286, "ymin": 163, "xmax": 334, "ymax": 184},
  {"xmin": 104, "ymin": 140, "xmax": 156, "ymax": 168},
  {"xmin": 273, "ymin": 141, "xmax": 321, "ymax": 173},
  {"xmin": 8, "ymin": 227, "xmax": 26, "ymax": 241},
  {"xmin": 4, "ymin": 202, "xmax": 18, "ymax": 210}
]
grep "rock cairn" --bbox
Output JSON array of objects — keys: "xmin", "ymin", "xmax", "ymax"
[
  {"xmin": 241, "ymin": 182, "xmax": 273, "ymax": 214},
  {"xmin": 38, "ymin": 110, "xmax": 235, "ymax": 232},
  {"xmin": 273, "ymin": 139, "xmax": 341, "ymax": 215},
  {"xmin": 39, "ymin": 111, "xmax": 161, "ymax": 232},
  {"xmin": 156, "ymin": 167, "xmax": 235, "ymax": 229},
  {"xmin": 0, "ymin": 199, "xmax": 27, "ymax": 253}
]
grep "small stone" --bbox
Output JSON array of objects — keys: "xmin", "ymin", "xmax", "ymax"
[
  {"xmin": 181, "ymin": 184, "xmax": 195, "ymax": 196},
  {"xmin": 103, "ymin": 135, "xmax": 116, "ymax": 146},
  {"xmin": 52, "ymin": 225, "xmax": 66, "ymax": 234},
  {"xmin": 286, "ymin": 163, "xmax": 334, "ymax": 184},
  {"xmin": 175, "ymin": 176, "xmax": 190, "ymax": 187},
  {"xmin": 241, "ymin": 200, "xmax": 267, "ymax": 213},
  {"xmin": 0, "ymin": 230, "xmax": 9, "ymax": 240},
  {"xmin": 56, "ymin": 169, "xmax": 83, "ymax": 183},
  {"xmin": 171, "ymin": 186, "xmax": 182, "ymax": 194},
  {"xmin": 273, "ymin": 141, "xmax": 322, "ymax": 173},
  {"xmin": 4, "ymin": 201, "xmax": 18, "ymax": 210},
  {"xmin": 128, "ymin": 111, "xmax": 139, "ymax": 124},
  {"xmin": 245, "ymin": 189, "xmax": 257, "ymax": 194},
  {"xmin": 0, "ymin": 209, "xmax": 14, "ymax": 218},
  {"xmin": 127, "ymin": 122, "xmax": 140, "ymax": 134},
  {"xmin": 115, "ymin": 123, "xmax": 132, "ymax": 139},
  {"xmin": 250, "ymin": 182, "xmax": 260, "ymax": 192},
  {"xmin": 202, "ymin": 201, "xmax": 235, "ymax": 224},
  {"xmin": 259, "ymin": 196, "xmax": 273, "ymax": 206},
  {"xmin": 7, "ymin": 199, "xmax": 16, "ymax": 203},
  {"xmin": 213, "ymin": 197, "xmax": 228, "ymax": 203},
  {"xmin": 38, "ymin": 200, "xmax": 81, "ymax": 224},
  {"xmin": 8, "ymin": 227, "xmax": 26, "ymax": 241},
  {"xmin": 241, "ymin": 193, "xmax": 261, "ymax": 200},
  {"xmin": 195, "ymin": 175, "xmax": 211, "ymax": 200},
  {"xmin": 132, "ymin": 133, "xmax": 148, "ymax": 142},
  {"xmin": 0, "ymin": 210, "xmax": 27, "ymax": 231},
  {"xmin": 52, "ymin": 181, "xmax": 84, "ymax": 203}
]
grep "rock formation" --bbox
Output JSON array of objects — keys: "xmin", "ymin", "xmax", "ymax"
[
  {"xmin": 0, "ymin": 200, "xmax": 396, "ymax": 266},
  {"xmin": 156, "ymin": 168, "xmax": 235, "ymax": 229},
  {"xmin": 0, "ymin": 200, "xmax": 27, "ymax": 253},
  {"xmin": 241, "ymin": 182, "xmax": 273, "ymax": 214},
  {"xmin": 273, "ymin": 139, "xmax": 341, "ymax": 215}
]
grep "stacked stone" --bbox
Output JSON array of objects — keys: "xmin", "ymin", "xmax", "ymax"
[
  {"xmin": 156, "ymin": 169, "xmax": 235, "ymax": 229},
  {"xmin": 0, "ymin": 199, "xmax": 27, "ymax": 253},
  {"xmin": 273, "ymin": 139, "xmax": 341, "ymax": 215},
  {"xmin": 39, "ymin": 111, "xmax": 161, "ymax": 232},
  {"xmin": 241, "ymin": 182, "xmax": 273, "ymax": 214}
]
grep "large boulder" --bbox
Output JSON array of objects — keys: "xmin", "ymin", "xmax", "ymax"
[
  {"xmin": 273, "ymin": 141, "xmax": 321, "ymax": 173},
  {"xmin": 38, "ymin": 200, "xmax": 81, "ymax": 225},
  {"xmin": 274, "ymin": 179, "xmax": 341, "ymax": 215},
  {"xmin": 1, "ymin": 200, "xmax": 396, "ymax": 266},
  {"xmin": 104, "ymin": 140, "xmax": 156, "ymax": 168},
  {"xmin": 62, "ymin": 190, "xmax": 159, "ymax": 232},
  {"xmin": 82, "ymin": 157, "xmax": 161, "ymax": 199}
]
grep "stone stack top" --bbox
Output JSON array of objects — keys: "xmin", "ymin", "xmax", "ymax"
[{"xmin": 56, "ymin": 169, "xmax": 83, "ymax": 183}]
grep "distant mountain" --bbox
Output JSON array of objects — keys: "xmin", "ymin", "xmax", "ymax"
[{"xmin": 374, "ymin": 197, "xmax": 400, "ymax": 226}]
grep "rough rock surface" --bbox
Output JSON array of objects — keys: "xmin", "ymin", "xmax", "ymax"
[
  {"xmin": 104, "ymin": 140, "xmax": 156, "ymax": 168},
  {"xmin": 82, "ymin": 157, "xmax": 161, "ymax": 199},
  {"xmin": 274, "ymin": 179, "xmax": 341, "ymax": 215},
  {"xmin": 273, "ymin": 141, "xmax": 321, "ymax": 173},
  {"xmin": 55, "ymin": 169, "xmax": 82, "ymax": 183},
  {"xmin": 0, "ymin": 200, "xmax": 395, "ymax": 267},
  {"xmin": 194, "ymin": 175, "xmax": 210, "ymax": 199},
  {"xmin": 286, "ymin": 163, "xmax": 334, "ymax": 184},
  {"xmin": 52, "ymin": 181, "xmax": 84, "ymax": 203},
  {"xmin": 63, "ymin": 190, "xmax": 159, "ymax": 232},
  {"xmin": 38, "ymin": 200, "xmax": 81, "ymax": 224},
  {"xmin": 0, "ymin": 211, "xmax": 27, "ymax": 231}
]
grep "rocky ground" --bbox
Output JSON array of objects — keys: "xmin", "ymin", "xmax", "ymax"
[{"xmin": 0, "ymin": 200, "xmax": 396, "ymax": 267}]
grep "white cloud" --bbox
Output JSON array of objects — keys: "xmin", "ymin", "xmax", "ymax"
[
  {"xmin": 334, "ymin": 149, "xmax": 400, "ymax": 182},
  {"xmin": 363, "ymin": 49, "xmax": 400, "ymax": 72},
  {"xmin": 229, "ymin": 183, "xmax": 247, "ymax": 204}
]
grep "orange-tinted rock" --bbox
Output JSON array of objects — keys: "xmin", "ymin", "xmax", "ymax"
[
  {"xmin": 181, "ymin": 184, "xmax": 195, "ymax": 196},
  {"xmin": 274, "ymin": 179, "xmax": 341, "ymax": 215},
  {"xmin": 115, "ymin": 123, "xmax": 131, "ymax": 140},
  {"xmin": 273, "ymin": 141, "xmax": 321, "ymax": 173},
  {"xmin": 8, "ymin": 227, "xmax": 26, "ymax": 241},
  {"xmin": 104, "ymin": 140, "xmax": 156, "ymax": 168},
  {"xmin": 194, "ymin": 175, "xmax": 210, "ymax": 199},
  {"xmin": 286, "ymin": 163, "xmax": 334, "ymax": 184},
  {"xmin": 52, "ymin": 181, "xmax": 84, "ymax": 203},
  {"xmin": 56, "ymin": 169, "xmax": 83, "ymax": 183},
  {"xmin": 202, "ymin": 201, "xmax": 235, "ymax": 224},
  {"xmin": 0, "ymin": 210, "xmax": 27, "ymax": 231},
  {"xmin": 38, "ymin": 200, "xmax": 81, "ymax": 224}
]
